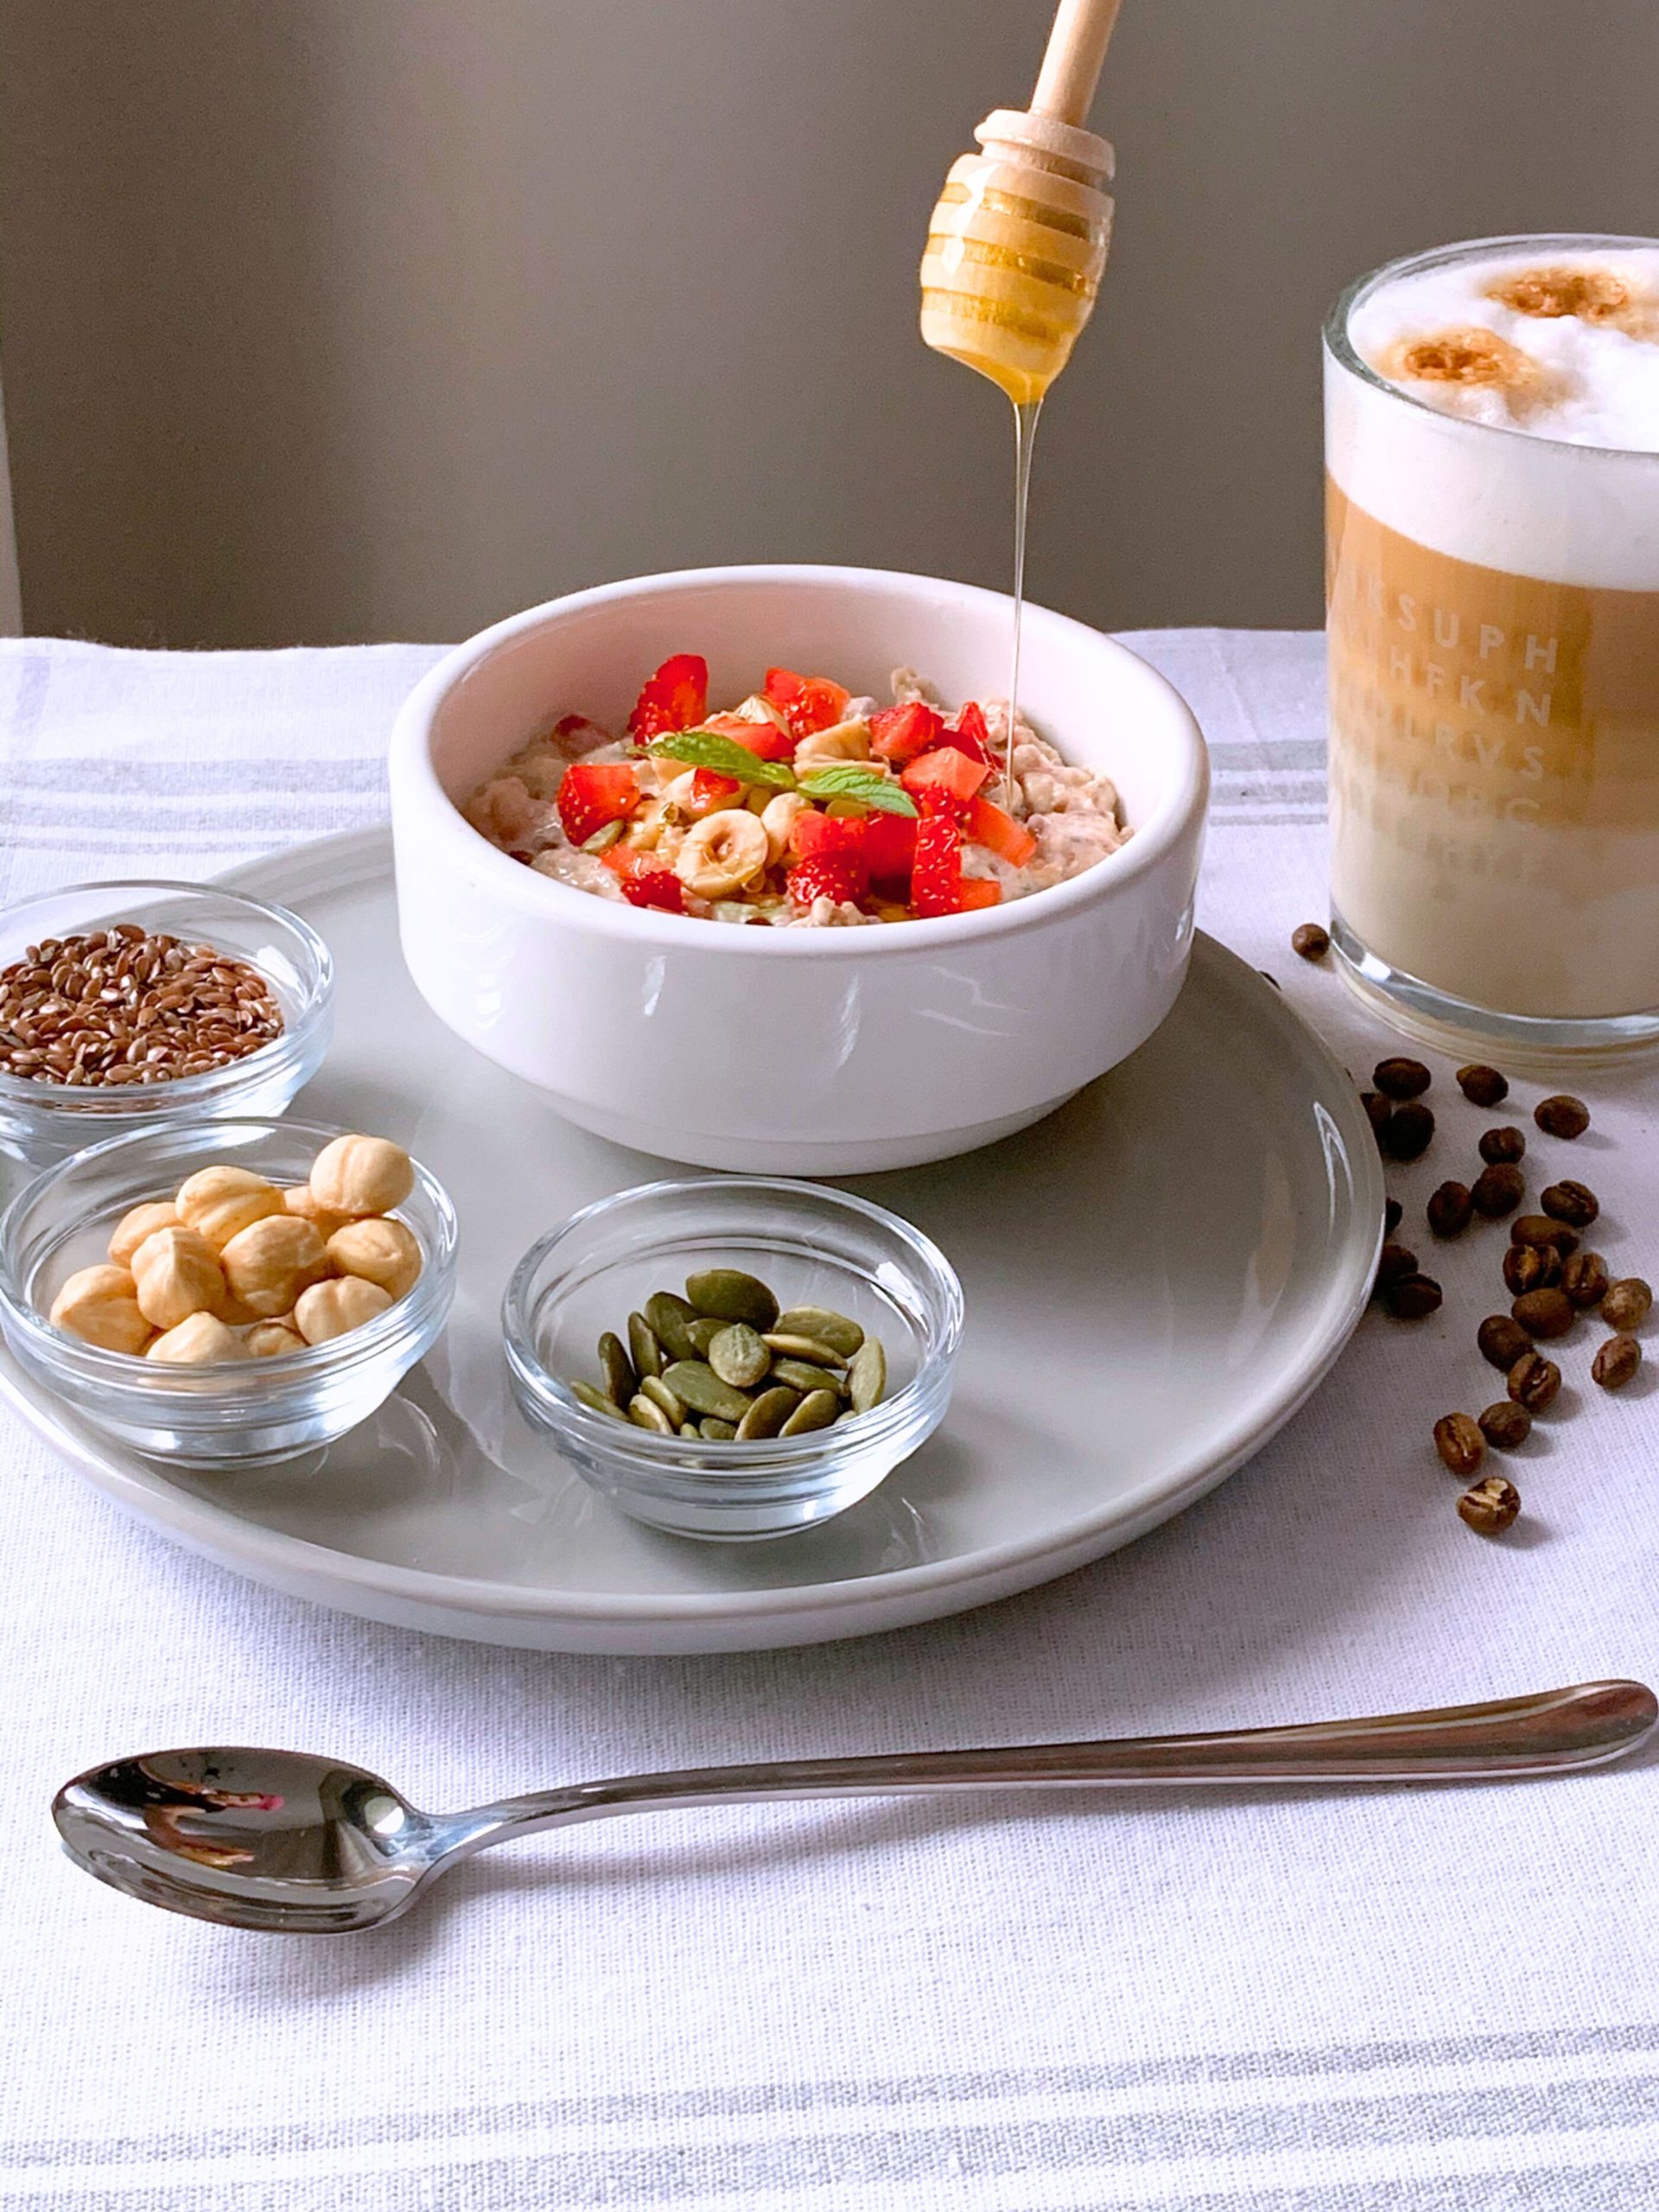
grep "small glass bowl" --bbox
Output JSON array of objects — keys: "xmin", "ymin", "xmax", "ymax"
[
  {"xmin": 0, "ymin": 880, "xmax": 334, "ymax": 1169},
  {"xmin": 503, "ymin": 1178, "xmax": 963, "ymax": 1541},
  {"xmin": 0, "ymin": 1119, "xmax": 457, "ymax": 1465}
]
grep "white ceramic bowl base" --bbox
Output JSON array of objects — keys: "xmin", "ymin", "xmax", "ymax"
[
  {"xmin": 0, "ymin": 831, "xmax": 1383, "ymax": 1656},
  {"xmin": 389, "ymin": 567, "xmax": 1209, "ymax": 1173}
]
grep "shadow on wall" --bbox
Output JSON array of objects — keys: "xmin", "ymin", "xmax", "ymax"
[{"xmin": 0, "ymin": 0, "xmax": 1655, "ymax": 647}]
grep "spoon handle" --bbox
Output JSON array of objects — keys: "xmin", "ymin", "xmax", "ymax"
[{"xmin": 454, "ymin": 1681, "xmax": 1655, "ymax": 1851}]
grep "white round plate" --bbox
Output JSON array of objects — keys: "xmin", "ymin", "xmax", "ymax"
[{"xmin": 0, "ymin": 830, "xmax": 1383, "ymax": 1654}]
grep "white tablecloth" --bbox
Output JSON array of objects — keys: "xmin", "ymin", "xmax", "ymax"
[{"xmin": 2, "ymin": 631, "xmax": 1656, "ymax": 2210}]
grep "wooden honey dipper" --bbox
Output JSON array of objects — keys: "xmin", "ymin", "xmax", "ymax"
[{"xmin": 919, "ymin": 0, "xmax": 1121, "ymax": 404}]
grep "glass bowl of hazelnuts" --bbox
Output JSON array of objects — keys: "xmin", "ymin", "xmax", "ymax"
[{"xmin": 0, "ymin": 1119, "xmax": 457, "ymax": 1465}]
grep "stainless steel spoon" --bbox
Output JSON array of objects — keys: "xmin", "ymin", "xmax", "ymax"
[{"xmin": 54, "ymin": 1679, "xmax": 1656, "ymax": 1935}]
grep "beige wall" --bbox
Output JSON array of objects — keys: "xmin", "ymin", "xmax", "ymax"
[{"xmin": 2, "ymin": 1, "xmax": 1655, "ymax": 648}]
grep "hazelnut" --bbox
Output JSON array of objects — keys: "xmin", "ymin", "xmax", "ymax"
[
  {"xmin": 130, "ymin": 1225, "xmax": 229, "ymax": 1331},
  {"xmin": 107, "ymin": 1200, "xmax": 181, "ymax": 1269},
  {"xmin": 282, "ymin": 1184, "xmax": 353, "ymax": 1241},
  {"xmin": 308, "ymin": 1135, "xmax": 414, "ymax": 1219},
  {"xmin": 294, "ymin": 1275, "xmax": 394, "ymax": 1344},
  {"xmin": 146, "ymin": 1312, "xmax": 249, "ymax": 1365},
  {"xmin": 219, "ymin": 1214, "xmax": 329, "ymax": 1318},
  {"xmin": 48, "ymin": 1264, "xmax": 152, "ymax": 1355},
  {"xmin": 325, "ymin": 1217, "xmax": 423, "ymax": 1300},
  {"xmin": 175, "ymin": 1165, "xmax": 284, "ymax": 1249},
  {"xmin": 245, "ymin": 1319, "xmax": 307, "ymax": 1358}
]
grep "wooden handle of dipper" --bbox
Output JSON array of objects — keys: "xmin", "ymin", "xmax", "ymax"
[{"xmin": 1031, "ymin": 0, "xmax": 1124, "ymax": 126}]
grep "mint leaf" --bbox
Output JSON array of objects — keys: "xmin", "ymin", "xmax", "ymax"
[
  {"xmin": 797, "ymin": 764, "xmax": 919, "ymax": 817},
  {"xmin": 646, "ymin": 730, "xmax": 796, "ymax": 790}
]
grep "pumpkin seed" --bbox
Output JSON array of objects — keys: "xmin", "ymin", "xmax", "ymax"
[
  {"xmin": 626, "ymin": 1393, "xmax": 674, "ymax": 1434},
  {"xmin": 848, "ymin": 1338, "xmax": 887, "ymax": 1413},
  {"xmin": 761, "ymin": 1332, "xmax": 846, "ymax": 1367},
  {"xmin": 645, "ymin": 1291, "xmax": 701, "ymax": 1362},
  {"xmin": 775, "ymin": 1306, "xmax": 864, "ymax": 1357},
  {"xmin": 679, "ymin": 1421, "xmax": 700, "ymax": 1438},
  {"xmin": 627, "ymin": 1311, "xmax": 663, "ymax": 1380},
  {"xmin": 771, "ymin": 1356, "xmax": 847, "ymax": 1397},
  {"xmin": 684, "ymin": 1316, "xmax": 725, "ymax": 1357},
  {"xmin": 735, "ymin": 1386, "xmax": 799, "ymax": 1440},
  {"xmin": 660, "ymin": 1359, "xmax": 753, "ymax": 1423},
  {"xmin": 684, "ymin": 1268, "xmax": 779, "ymax": 1331},
  {"xmin": 573, "ymin": 1380, "xmax": 623, "ymax": 1420},
  {"xmin": 599, "ymin": 1332, "xmax": 636, "ymax": 1406},
  {"xmin": 581, "ymin": 820, "xmax": 625, "ymax": 854},
  {"xmin": 709, "ymin": 1322, "xmax": 772, "ymax": 1389},
  {"xmin": 780, "ymin": 1388, "xmax": 841, "ymax": 1437},
  {"xmin": 639, "ymin": 1373, "xmax": 686, "ymax": 1425},
  {"xmin": 699, "ymin": 1417, "xmax": 739, "ymax": 1441}
]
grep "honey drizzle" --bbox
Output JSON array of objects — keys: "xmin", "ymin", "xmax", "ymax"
[{"xmin": 1005, "ymin": 397, "xmax": 1042, "ymax": 803}]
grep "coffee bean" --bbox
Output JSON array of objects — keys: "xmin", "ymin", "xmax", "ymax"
[
  {"xmin": 1384, "ymin": 1273, "xmax": 1443, "ymax": 1320},
  {"xmin": 1512, "ymin": 1287, "xmax": 1575, "ymax": 1339},
  {"xmin": 1602, "ymin": 1278, "xmax": 1652, "ymax": 1332},
  {"xmin": 1507, "ymin": 1351, "xmax": 1561, "ymax": 1412},
  {"xmin": 1374, "ymin": 1056, "xmax": 1432, "ymax": 1101},
  {"xmin": 1478, "ymin": 1126, "xmax": 1526, "ymax": 1166},
  {"xmin": 1457, "ymin": 1064, "xmax": 1510, "ymax": 1109},
  {"xmin": 1510, "ymin": 1215, "xmax": 1578, "ymax": 1255},
  {"xmin": 1478, "ymin": 1402, "xmax": 1532, "ymax": 1450},
  {"xmin": 1458, "ymin": 1475, "xmax": 1520, "ymax": 1535},
  {"xmin": 1384, "ymin": 1198, "xmax": 1402, "ymax": 1237},
  {"xmin": 1427, "ymin": 1181, "xmax": 1473, "ymax": 1238},
  {"xmin": 1382, "ymin": 1102, "xmax": 1435, "ymax": 1162},
  {"xmin": 1561, "ymin": 1250, "xmax": 1609, "ymax": 1310},
  {"xmin": 1503, "ymin": 1243, "xmax": 1560, "ymax": 1297},
  {"xmin": 1541, "ymin": 1179, "xmax": 1599, "ymax": 1229},
  {"xmin": 1375, "ymin": 1241, "xmax": 1418, "ymax": 1294},
  {"xmin": 1471, "ymin": 1163, "xmax": 1524, "ymax": 1218},
  {"xmin": 1291, "ymin": 922, "xmax": 1330, "ymax": 962},
  {"xmin": 1592, "ymin": 1333, "xmax": 1642, "ymax": 1390},
  {"xmin": 1535, "ymin": 1094, "xmax": 1590, "ymax": 1140},
  {"xmin": 1361, "ymin": 1092, "xmax": 1392, "ymax": 1146},
  {"xmin": 1433, "ymin": 1413, "xmax": 1484, "ymax": 1477},
  {"xmin": 1478, "ymin": 1314, "xmax": 1534, "ymax": 1370}
]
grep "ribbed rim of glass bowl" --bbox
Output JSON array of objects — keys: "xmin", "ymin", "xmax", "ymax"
[
  {"xmin": 0, "ymin": 880, "xmax": 334, "ymax": 1119},
  {"xmin": 501, "ymin": 1174, "xmax": 964, "ymax": 1472},
  {"xmin": 391, "ymin": 563, "xmax": 1211, "ymax": 953},
  {"xmin": 0, "ymin": 1116, "xmax": 458, "ymax": 1401}
]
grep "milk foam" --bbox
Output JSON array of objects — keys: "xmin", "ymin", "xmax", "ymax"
[{"xmin": 1349, "ymin": 245, "xmax": 1659, "ymax": 451}]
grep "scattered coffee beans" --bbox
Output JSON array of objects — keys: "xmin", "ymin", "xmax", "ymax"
[
  {"xmin": 1458, "ymin": 1475, "xmax": 1521, "ymax": 1535},
  {"xmin": 1291, "ymin": 923, "xmax": 1330, "ymax": 962},
  {"xmin": 1384, "ymin": 1273, "xmax": 1443, "ymax": 1321},
  {"xmin": 1478, "ymin": 1402, "xmax": 1532, "ymax": 1450},
  {"xmin": 1535, "ymin": 1095, "xmax": 1590, "ymax": 1140},
  {"xmin": 1433, "ymin": 1413, "xmax": 1484, "ymax": 1476},
  {"xmin": 1374, "ymin": 1057, "xmax": 1432, "ymax": 1101},
  {"xmin": 1592, "ymin": 1334, "xmax": 1642, "ymax": 1391},
  {"xmin": 1457, "ymin": 1065, "xmax": 1510, "ymax": 1109},
  {"xmin": 1560, "ymin": 1250, "xmax": 1609, "ymax": 1309},
  {"xmin": 1511, "ymin": 1215, "xmax": 1579, "ymax": 1255},
  {"xmin": 1512, "ymin": 1287, "xmax": 1575, "ymax": 1339},
  {"xmin": 1478, "ymin": 1126, "xmax": 1526, "ymax": 1166},
  {"xmin": 1384, "ymin": 1197, "xmax": 1403, "ymax": 1237},
  {"xmin": 1382, "ymin": 1102, "xmax": 1435, "ymax": 1162},
  {"xmin": 1427, "ymin": 1181, "xmax": 1473, "ymax": 1239},
  {"xmin": 1471, "ymin": 1163, "xmax": 1524, "ymax": 1219},
  {"xmin": 1503, "ymin": 1243, "xmax": 1560, "ymax": 1297},
  {"xmin": 1602, "ymin": 1279, "xmax": 1652, "ymax": 1332},
  {"xmin": 1508, "ymin": 1351, "xmax": 1562, "ymax": 1412},
  {"xmin": 1541, "ymin": 1180, "xmax": 1599, "ymax": 1229},
  {"xmin": 1361, "ymin": 1092, "xmax": 1392, "ymax": 1145},
  {"xmin": 1376, "ymin": 1242, "xmax": 1418, "ymax": 1293},
  {"xmin": 1478, "ymin": 1314, "xmax": 1534, "ymax": 1370}
]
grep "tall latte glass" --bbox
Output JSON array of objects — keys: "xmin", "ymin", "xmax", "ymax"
[{"xmin": 1325, "ymin": 234, "xmax": 1659, "ymax": 1061}]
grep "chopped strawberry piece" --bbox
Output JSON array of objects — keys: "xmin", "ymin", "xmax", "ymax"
[
  {"xmin": 691, "ymin": 768, "xmax": 743, "ymax": 807},
  {"xmin": 787, "ymin": 853, "xmax": 868, "ymax": 907},
  {"xmin": 556, "ymin": 761, "xmax": 639, "ymax": 846},
  {"xmin": 939, "ymin": 701, "xmax": 993, "ymax": 763},
  {"xmin": 627, "ymin": 653, "xmax": 709, "ymax": 741},
  {"xmin": 957, "ymin": 876, "xmax": 1003, "ymax": 911},
  {"xmin": 902, "ymin": 747, "xmax": 991, "ymax": 805},
  {"xmin": 789, "ymin": 811, "xmax": 868, "ymax": 861},
  {"xmin": 603, "ymin": 847, "xmax": 685, "ymax": 912},
  {"xmin": 863, "ymin": 813, "xmax": 918, "ymax": 885},
  {"xmin": 964, "ymin": 795, "xmax": 1037, "ymax": 868},
  {"xmin": 702, "ymin": 713, "xmax": 796, "ymax": 762},
  {"xmin": 869, "ymin": 701, "xmax": 944, "ymax": 765},
  {"xmin": 765, "ymin": 667, "xmax": 851, "ymax": 737},
  {"xmin": 910, "ymin": 817, "xmax": 963, "ymax": 918}
]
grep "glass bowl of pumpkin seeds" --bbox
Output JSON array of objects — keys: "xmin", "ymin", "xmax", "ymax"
[{"xmin": 502, "ymin": 1178, "xmax": 963, "ymax": 1539}]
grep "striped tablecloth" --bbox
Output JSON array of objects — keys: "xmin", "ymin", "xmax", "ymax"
[{"xmin": 2, "ymin": 630, "xmax": 1656, "ymax": 2211}]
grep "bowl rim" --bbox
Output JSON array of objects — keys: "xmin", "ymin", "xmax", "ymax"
[
  {"xmin": 0, "ymin": 878, "xmax": 334, "ymax": 1110},
  {"xmin": 390, "ymin": 563, "xmax": 1210, "ymax": 955},
  {"xmin": 500, "ymin": 1173, "xmax": 964, "ymax": 1466}
]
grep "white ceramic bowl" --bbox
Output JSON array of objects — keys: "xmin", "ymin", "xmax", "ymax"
[{"xmin": 389, "ymin": 566, "xmax": 1208, "ymax": 1173}]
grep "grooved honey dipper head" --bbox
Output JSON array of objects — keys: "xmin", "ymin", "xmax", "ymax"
[{"xmin": 920, "ymin": 110, "xmax": 1115, "ymax": 405}]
